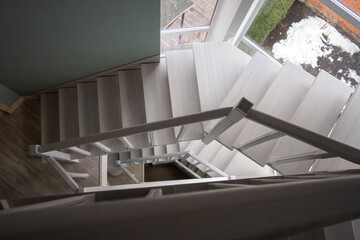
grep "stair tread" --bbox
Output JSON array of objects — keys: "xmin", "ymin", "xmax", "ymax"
[
  {"xmin": 222, "ymin": 152, "xmax": 273, "ymax": 178},
  {"xmin": 41, "ymin": 93, "xmax": 60, "ymax": 144},
  {"xmin": 166, "ymin": 143, "xmax": 180, "ymax": 154},
  {"xmin": 166, "ymin": 49, "xmax": 204, "ymax": 141},
  {"xmin": 196, "ymin": 141, "xmax": 223, "ymax": 172},
  {"xmin": 208, "ymin": 146, "xmax": 237, "ymax": 172},
  {"xmin": 206, "ymin": 52, "xmax": 282, "ymax": 148},
  {"xmin": 77, "ymin": 82, "xmax": 100, "ymax": 136},
  {"xmin": 267, "ymin": 70, "xmax": 353, "ymax": 175},
  {"xmin": 234, "ymin": 61, "xmax": 315, "ymax": 166},
  {"xmin": 97, "ymin": 76, "xmax": 125, "ymax": 152},
  {"xmin": 59, "ymin": 88, "xmax": 79, "ymax": 141},
  {"xmin": 77, "ymin": 82, "xmax": 103, "ymax": 155},
  {"xmin": 193, "ymin": 42, "xmax": 251, "ymax": 128},
  {"xmin": 313, "ymin": 80, "xmax": 360, "ymax": 172},
  {"xmin": 141, "ymin": 59, "xmax": 176, "ymax": 145},
  {"xmin": 118, "ymin": 70, "xmax": 149, "ymax": 148}
]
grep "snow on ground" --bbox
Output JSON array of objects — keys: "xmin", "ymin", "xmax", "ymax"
[
  {"xmin": 272, "ymin": 16, "xmax": 360, "ymax": 87},
  {"xmin": 348, "ymin": 69, "xmax": 360, "ymax": 84},
  {"xmin": 272, "ymin": 16, "xmax": 359, "ymax": 68}
]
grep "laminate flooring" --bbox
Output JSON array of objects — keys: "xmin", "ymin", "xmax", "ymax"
[{"xmin": 0, "ymin": 99, "xmax": 101, "ymax": 204}]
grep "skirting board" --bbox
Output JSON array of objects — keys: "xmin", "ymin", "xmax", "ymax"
[
  {"xmin": 36, "ymin": 54, "xmax": 160, "ymax": 95},
  {"xmin": 0, "ymin": 97, "xmax": 24, "ymax": 114}
]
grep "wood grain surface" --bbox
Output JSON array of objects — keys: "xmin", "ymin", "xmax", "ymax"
[
  {"xmin": 207, "ymin": 52, "xmax": 282, "ymax": 148},
  {"xmin": 193, "ymin": 42, "xmax": 251, "ymax": 128},
  {"xmin": 41, "ymin": 93, "xmax": 60, "ymax": 144},
  {"xmin": 268, "ymin": 70, "xmax": 353, "ymax": 174},
  {"xmin": 118, "ymin": 70, "xmax": 149, "ymax": 148},
  {"xmin": 234, "ymin": 62, "xmax": 315, "ymax": 165},
  {"xmin": 97, "ymin": 76, "xmax": 125, "ymax": 152},
  {"xmin": 313, "ymin": 79, "xmax": 360, "ymax": 171},
  {"xmin": 59, "ymin": 88, "xmax": 79, "ymax": 140},
  {"xmin": 141, "ymin": 59, "xmax": 176, "ymax": 145},
  {"xmin": 166, "ymin": 50, "xmax": 203, "ymax": 141}
]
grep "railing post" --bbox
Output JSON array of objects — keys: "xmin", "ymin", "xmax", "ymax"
[{"xmin": 203, "ymin": 98, "xmax": 253, "ymax": 144}]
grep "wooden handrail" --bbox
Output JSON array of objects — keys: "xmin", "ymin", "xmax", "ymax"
[
  {"xmin": 38, "ymin": 107, "xmax": 233, "ymax": 153},
  {"xmin": 247, "ymin": 108, "xmax": 360, "ymax": 165},
  {"xmin": 37, "ymin": 97, "xmax": 360, "ymax": 166}
]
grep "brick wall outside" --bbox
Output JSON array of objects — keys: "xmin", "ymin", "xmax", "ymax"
[{"xmin": 307, "ymin": 0, "xmax": 360, "ymax": 38}]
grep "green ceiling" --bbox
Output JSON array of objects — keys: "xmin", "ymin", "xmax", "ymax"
[{"xmin": 0, "ymin": 0, "xmax": 160, "ymax": 95}]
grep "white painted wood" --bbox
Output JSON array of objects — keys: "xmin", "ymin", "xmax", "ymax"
[
  {"xmin": 313, "ymin": 83, "xmax": 360, "ymax": 171},
  {"xmin": 118, "ymin": 70, "xmax": 149, "ymax": 148},
  {"xmin": 193, "ymin": 42, "xmax": 251, "ymax": 128},
  {"xmin": 267, "ymin": 71, "xmax": 352, "ymax": 174},
  {"xmin": 166, "ymin": 143, "xmax": 180, "ymax": 154},
  {"xmin": 32, "ymin": 144, "xmax": 78, "ymax": 163},
  {"xmin": 141, "ymin": 59, "xmax": 176, "ymax": 145},
  {"xmin": 100, "ymin": 155, "xmax": 108, "ymax": 186},
  {"xmin": 67, "ymin": 147, "xmax": 91, "ymax": 157},
  {"xmin": 154, "ymin": 145, "xmax": 167, "ymax": 161},
  {"xmin": 59, "ymin": 88, "xmax": 79, "ymax": 141},
  {"xmin": 77, "ymin": 82, "xmax": 102, "ymax": 155},
  {"xmin": 130, "ymin": 149, "xmax": 142, "ymax": 159},
  {"xmin": 39, "ymin": 107, "xmax": 231, "ymax": 153},
  {"xmin": 67, "ymin": 172, "xmax": 89, "ymax": 179},
  {"xmin": 91, "ymin": 142, "xmax": 111, "ymax": 153},
  {"xmin": 223, "ymin": 152, "xmax": 273, "ymax": 178},
  {"xmin": 234, "ymin": 61, "xmax": 315, "ymax": 165},
  {"xmin": 188, "ymin": 151, "xmax": 229, "ymax": 177},
  {"xmin": 208, "ymin": 147, "xmax": 238, "ymax": 173},
  {"xmin": 179, "ymin": 141, "xmax": 191, "ymax": 151},
  {"xmin": 184, "ymin": 140, "xmax": 205, "ymax": 155},
  {"xmin": 184, "ymin": 140, "xmax": 206, "ymax": 164},
  {"xmin": 97, "ymin": 76, "xmax": 125, "ymax": 152},
  {"xmin": 77, "ymin": 82, "xmax": 100, "ymax": 136},
  {"xmin": 142, "ymin": 147, "xmax": 155, "ymax": 158},
  {"xmin": 197, "ymin": 141, "xmax": 223, "ymax": 172},
  {"xmin": 46, "ymin": 157, "xmax": 79, "ymax": 192},
  {"xmin": 205, "ymin": 52, "xmax": 282, "ymax": 148},
  {"xmin": 166, "ymin": 49, "xmax": 204, "ymax": 141},
  {"xmin": 41, "ymin": 93, "xmax": 60, "ymax": 144}
]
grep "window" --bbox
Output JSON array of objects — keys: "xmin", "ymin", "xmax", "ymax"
[{"xmin": 160, "ymin": 0, "xmax": 218, "ymax": 52}]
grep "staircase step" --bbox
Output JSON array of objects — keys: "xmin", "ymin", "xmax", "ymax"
[
  {"xmin": 142, "ymin": 147, "xmax": 155, "ymax": 158},
  {"xmin": 141, "ymin": 59, "xmax": 176, "ymax": 145},
  {"xmin": 166, "ymin": 143, "xmax": 180, "ymax": 154},
  {"xmin": 41, "ymin": 93, "xmax": 60, "ymax": 144},
  {"xmin": 313, "ymin": 79, "xmax": 360, "ymax": 171},
  {"xmin": 118, "ymin": 70, "xmax": 149, "ymax": 148},
  {"xmin": 208, "ymin": 147, "xmax": 238, "ymax": 175},
  {"xmin": 77, "ymin": 82, "xmax": 100, "ymax": 136},
  {"xmin": 196, "ymin": 141, "xmax": 223, "ymax": 172},
  {"xmin": 267, "ymin": 70, "xmax": 353, "ymax": 174},
  {"xmin": 183, "ymin": 140, "xmax": 205, "ymax": 164},
  {"xmin": 206, "ymin": 52, "xmax": 282, "ymax": 148},
  {"xmin": 97, "ymin": 76, "xmax": 125, "ymax": 152},
  {"xmin": 165, "ymin": 49, "xmax": 204, "ymax": 141},
  {"xmin": 193, "ymin": 42, "xmax": 251, "ymax": 128},
  {"xmin": 59, "ymin": 88, "xmax": 79, "ymax": 141},
  {"xmin": 77, "ymin": 82, "xmax": 102, "ymax": 155},
  {"xmin": 233, "ymin": 61, "xmax": 315, "ymax": 166},
  {"xmin": 223, "ymin": 152, "xmax": 273, "ymax": 178}
]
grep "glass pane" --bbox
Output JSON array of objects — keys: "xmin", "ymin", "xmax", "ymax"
[
  {"xmin": 244, "ymin": 0, "xmax": 360, "ymax": 88},
  {"xmin": 161, "ymin": 31, "xmax": 208, "ymax": 52},
  {"xmin": 161, "ymin": 0, "xmax": 218, "ymax": 30}
]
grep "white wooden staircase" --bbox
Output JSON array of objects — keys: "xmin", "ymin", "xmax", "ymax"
[{"xmin": 31, "ymin": 42, "xmax": 360, "ymax": 191}]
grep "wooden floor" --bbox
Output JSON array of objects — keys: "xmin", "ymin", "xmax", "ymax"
[{"xmin": 0, "ymin": 99, "xmax": 100, "ymax": 204}]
